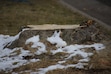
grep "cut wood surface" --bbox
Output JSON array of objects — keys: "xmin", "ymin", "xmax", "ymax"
[{"xmin": 27, "ymin": 24, "xmax": 80, "ymax": 30}]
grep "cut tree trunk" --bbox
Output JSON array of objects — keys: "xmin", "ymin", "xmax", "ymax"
[{"xmin": 7, "ymin": 24, "xmax": 107, "ymax": 49}]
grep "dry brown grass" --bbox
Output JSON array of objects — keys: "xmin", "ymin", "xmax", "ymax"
[
  {"xmin": 0, "ymin": 0, "xmax": 87, "ymax": 35},
  {"xmin": 47, "ymin": 68, "xmax": 86, "ymax": 74},
  {"xmin": 89, "ymin": 42, "xmax": 111, "ymax": 69}
]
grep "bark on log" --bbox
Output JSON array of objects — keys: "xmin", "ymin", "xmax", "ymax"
[{"xmin": 7, "ymin": 24, "xmax": 107, "ymax": 49}]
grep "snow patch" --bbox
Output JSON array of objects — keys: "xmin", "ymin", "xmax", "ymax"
[
  {"xmin": 37, "ymin": 63, "xmax": 87, "ymax": 74},
  {"xmin": 25, "ymin": 35, "xmax": 40, "ymax": 45},
  {"xmin": 0, "ymin": 47, "xmax": 40, "ymax": 71},
  {"xmin": 38, "ymin": 64, "xmax": 65, "ymax": 74},
  {"xmin": 0, "ymin": 32, "xmax": 21, "ymax": 49},
  {"xmin": 51, "ymin": 47, "xmax": 63, "ymax": 55},
  {"xmin": 25, "ymin": 35, "xmax": 47, "ymax": 55},
  {"xmin": 47, "ymin": 31, "xmax": 67, "ymax": 48}
]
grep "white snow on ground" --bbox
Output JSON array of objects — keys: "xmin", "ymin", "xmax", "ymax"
[
  {"xmin": 25, "ymin": 35, "xmax": 47, "ymax": 55},
  {"xmin": 0, "ymin": 32, "xmax": 21, "ymax": 50},
  {"xmin": 0, "ymin": 31, "xmax": 105, "ymax": 74},
  {"xmin": 35, "ymin": 63, "xmax": 86, "ymax": 74},
  {"xmin": 25, "ymin": 35, "xmax": 40, "ymax": 45},
  {"xmin": 47, "ymin": 31, "xmax": 67, "ymax": 48},
  {"xmin": 51, "ymin": 44, "xmax": 103, "ymax": 60},
  {"xmin": 37, "ymin": 64, "xmax": 65, "ymax": 74},
  {"xmin": 0, "ymin": 47, "xmax": 40, "ymax": 71}
]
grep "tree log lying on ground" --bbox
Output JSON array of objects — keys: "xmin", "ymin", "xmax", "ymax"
[
  {"xmin": 27, "ymin": 24, "xmax": 81, "ymax": 30},
  {"xmin": 7, "ymin": 23, "xmax": 108, "ymax": 49}
]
